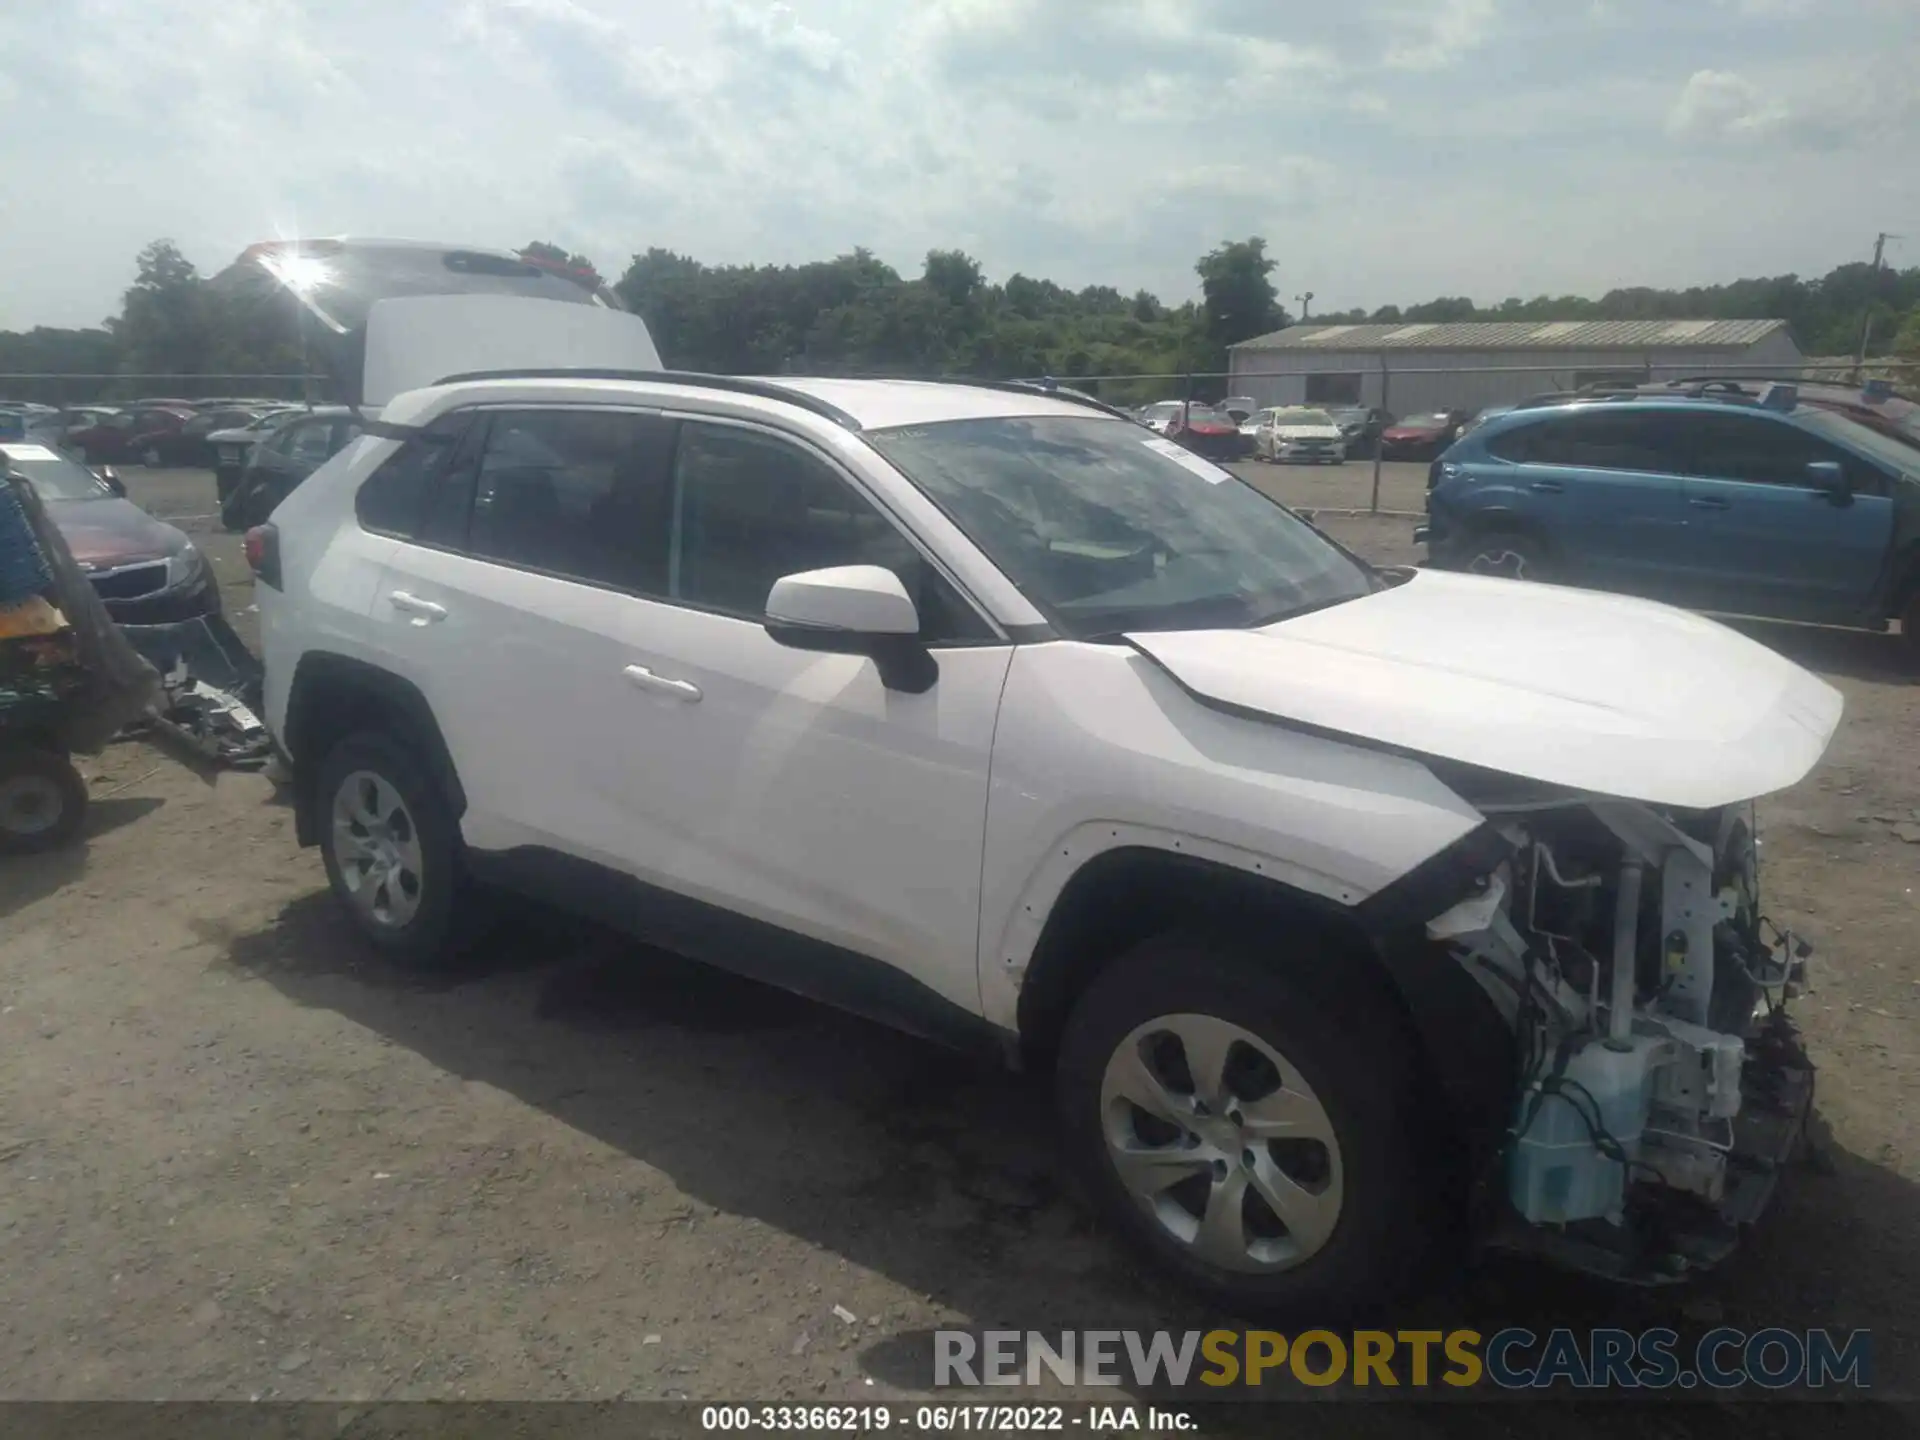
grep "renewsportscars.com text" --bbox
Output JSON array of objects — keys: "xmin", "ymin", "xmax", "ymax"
[{"xmin": 934, "ymin": 1327, "xmax": 1872, "ymax": 1391}]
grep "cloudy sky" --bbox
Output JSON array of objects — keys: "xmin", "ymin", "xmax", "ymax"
[{"xmin": 1, "ymin": 0, "xmax": 1916, "ymax": 331}]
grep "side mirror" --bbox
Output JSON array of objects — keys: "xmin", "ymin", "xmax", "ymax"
[
  {"xmin": 1806, "ymin": 460, "xmax": 1848, "ymax": 498},
  {"xmin": 100, "ymin": 466, "xmax": 126, "ymax": 497},
  {"xmin": 763, "ymin": 565, "xmax": 937, "ymax": 693}
]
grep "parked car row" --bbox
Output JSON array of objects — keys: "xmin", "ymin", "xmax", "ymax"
[
  {"xmin": 17, "ymin": 397, "xmax": 301, "ymax": 456},
  {"xmin": 1134, "ymin": 401, "xmax": 1405, "ymax": 460},
  {"xmin": 1130, "ymin": 400, "xmax": 1253, "ymax": 460}
]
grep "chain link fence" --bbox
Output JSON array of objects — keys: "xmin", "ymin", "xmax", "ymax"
[{"xmin": 0, "ymin": 373, "xmax": 327, "ymax": 407}]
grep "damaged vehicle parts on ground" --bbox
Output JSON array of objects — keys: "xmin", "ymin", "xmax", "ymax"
[{"xmin": 242, "ymin": 237, "xmax": 1841, "ymax": 1318}]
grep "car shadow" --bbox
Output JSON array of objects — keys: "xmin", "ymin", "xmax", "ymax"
[
  {"xmin": 0, "ymin": 796, "xmax": 165, "ymax": 921},
  {"xmin": 216, "ymin": 897, "xmax": 1918, "ymax": 1406},
  {"xmin": 1723, "ymin": 618, "xmax": 1916, "ymax": 685}
]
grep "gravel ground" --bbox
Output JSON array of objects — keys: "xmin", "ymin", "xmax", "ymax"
[{"xmin": 0, "ymin": 464, "xmax": 1914, "ymax": 1423}]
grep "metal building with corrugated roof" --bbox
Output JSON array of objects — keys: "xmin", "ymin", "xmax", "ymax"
[{"xmin": 1226, "ymin": 318, "xmax": 1803, "ymax": 415}]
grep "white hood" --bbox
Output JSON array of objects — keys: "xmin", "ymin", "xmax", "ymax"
[
  {"xmin": 1275, "ymin": 424, "xmax": 1344, "ymax": 442},
  {"xmin": 1127, "ymin": 569, "xmax": 1843, "ymax": 810}
]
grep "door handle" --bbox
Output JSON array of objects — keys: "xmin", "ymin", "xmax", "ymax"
[
  {"xmin": 1528, "ymin": 480, "xmax": 1564, "ymax": 493},
  {"xmin": 624, "ymin": 664, "xmax": 702, "ymax": 702},
  {"xmin": 1688, "ymin": 496, "xmax": 1731, "ymax": 511},
  {"xmin": 389, "ymin": 590, "xmax": 448, "ymax": 624}
]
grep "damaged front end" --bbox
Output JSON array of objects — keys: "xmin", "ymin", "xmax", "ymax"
[{"xmin": 1425, "ymin": 792, "xmax": 1814, "ymax": 1284}]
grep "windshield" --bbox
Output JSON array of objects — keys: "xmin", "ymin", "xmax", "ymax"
[
  {"xmin": 1, "ymin": 443, "xmax": 110, "ymax": 501},
  {"xmin": 1273, "ymin": 408, "xmax": 1337, "ymax": 426},
  {"xmin": 1179, "ymin": 406, "xmax": 1229, "ymax": 425},
  {"xmin": 1401, "ymin": 413, "xmax": 1453, "ymax": 426},
  {"xmin": 866, "ymin": 415, "xmax": 1374, "ymax": 637},
  {"xmin": 1798, "ymin": 407, "xmax": 1920, "ymax": 473}
]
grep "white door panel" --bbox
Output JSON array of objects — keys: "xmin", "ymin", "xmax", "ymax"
[
  {"xmin": 611, "ymin": 600, "xmax": 1011, "ymax": 1015},
  {"xmin": 370, "ymin": 544, "xmax": 664, "ymax": 865}
]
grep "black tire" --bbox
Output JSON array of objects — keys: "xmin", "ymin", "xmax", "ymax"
[
  {"xmin": 315, "ymin": 730, "xmax": 473, "ymax": 968},
  {"xmin": 1055, "ymin": 932, "xmax": 1429, "ymax": 1319},
  {"xmin": 1456, "ymin": 526, "xmax": 1552, "ymax": 583},
  {"xmin": 219, "ymin": 486, "xmax": 252, "ymax": 533},
  {"xmin": 0, "ymin": 745, "xmax": 88, "ymax": 855}
]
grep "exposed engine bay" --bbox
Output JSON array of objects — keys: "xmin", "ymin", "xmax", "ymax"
[{"xmin": 1427, "ymin": 796, "xmax": 1814, "ymax": 1283}]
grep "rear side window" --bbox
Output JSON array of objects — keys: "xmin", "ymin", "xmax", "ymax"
[
  {"xmin": 1488, "ymin": 410, "xmax": 1685, "ymax": 473},
  {"xmin": 355, "ymin": 413, "xmax": 472, "ymax": 538},
  {"xmin": 465, "ymin": 408, "xmax": 675, "ymax": 592}
]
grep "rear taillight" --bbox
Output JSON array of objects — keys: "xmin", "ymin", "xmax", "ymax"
[{"xmin": 244, "ymin": 522, "xmax": 282, "ymax": 590}]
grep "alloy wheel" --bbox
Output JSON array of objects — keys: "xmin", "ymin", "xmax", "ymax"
[
  {"xmin": 330, "ymin": 769, "xmax": 425, "ymax": 929},
  {"xmin": 0, "ymin": 773, "xmax": 65, "ymax": 839},
  {"xmin": 1099, "ymin": 1013, "xmax": 1343, "ymax": 1274}
]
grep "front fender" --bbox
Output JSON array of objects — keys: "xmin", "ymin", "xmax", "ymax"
[{"xmin": 976, "ymin": 643, "xmax": 1485, "ymax": 1032}]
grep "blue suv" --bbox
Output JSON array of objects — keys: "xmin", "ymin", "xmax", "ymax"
[{"xmin": 1417, "ymin": 390, "xmax": 1920, "ymax": 659}]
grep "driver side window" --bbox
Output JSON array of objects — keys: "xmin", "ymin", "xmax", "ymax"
[{"xmin": 669, "ymin": 421, "xmax": 991, "ymax": 643}]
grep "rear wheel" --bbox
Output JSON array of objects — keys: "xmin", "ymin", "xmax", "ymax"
[
  {"xmin": 1901, "ymin": 588, "xmax": 1920, "ymax": 669},
  {"xmin": 316, "ymin": 731, "xmax": 473, "ymax": 968},
  {"xmin": 1056, "ymin": 932, "xmax": 1429, "ymax": 1318},
  {"xmin": 0, "ymin": 746, "xmax": 87, "ymax": 855},
  {"xmin": 142, "ymin": 446, "xmax": 162, "ymax": 467}
]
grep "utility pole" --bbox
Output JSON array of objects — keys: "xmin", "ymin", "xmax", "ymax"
[
  {"xmin": 1854, "ymin": 232, "xmax": 1901, "ymax": 379},
  {"xmin": 1295, "ymin": 291, "xmax": 1314, "ymax": 322}
]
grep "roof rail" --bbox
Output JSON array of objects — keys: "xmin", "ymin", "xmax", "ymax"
[
  {"xmin": 428, "ymin": 368, "xmax": 865, "ymax": 431},
  {"xmin": 979, "ymin": 376, "xmax": 1141, "ymax": 423}
]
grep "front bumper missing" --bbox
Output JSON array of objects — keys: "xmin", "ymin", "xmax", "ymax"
[{"xmin": 1487, "ymin": 1008, "xmax": 1814, "ymax": 1285}]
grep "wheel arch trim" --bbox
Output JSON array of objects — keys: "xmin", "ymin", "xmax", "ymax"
[
  {"xmin": 283, "ymin": 652, "xmax": 465, "ymax": 846},
  {"xmin": 986, "ymin": 822, "xmax": 1379, "ymax": 1037}
]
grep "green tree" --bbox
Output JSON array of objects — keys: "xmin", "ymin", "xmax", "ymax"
[
  {"xmin": 520, "ymin": 240, "xmax": 601, "ymax": 276},
  {"xmin": 1892, "ymin": 307, "xmax": 1920, "ymax": 358},
  {"xmin": 1195, "ymin": 238, "xmax": 1284, "ymax": 359},
  {"xmin": 923, "ymin": 249, "xmax": 984, "ymax": 309},
  {"xmin": 115, "ymin": 239, "xmax": 219, "ymax": 380}
]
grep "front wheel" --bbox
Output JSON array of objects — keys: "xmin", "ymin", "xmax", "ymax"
[
  {"xmin": 0, "ymin": 745, "xmax": 88, "ymax": 855},
  {"xmin": 316, "ymin": 731, "xmax": 473, "ymax": 968},
  {"xmin": 1056, "ymin": 933, "xmax": 1428, "ymax": 1318}
]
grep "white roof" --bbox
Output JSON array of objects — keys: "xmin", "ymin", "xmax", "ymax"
[{"xmin": 765, "ymin": 378, "xmax": 1097, "ymax": 429}]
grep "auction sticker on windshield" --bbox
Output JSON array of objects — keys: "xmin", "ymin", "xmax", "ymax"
[{"xmin": 1141, "ymin": 435, "xmax": 1232, "ymax": 484}]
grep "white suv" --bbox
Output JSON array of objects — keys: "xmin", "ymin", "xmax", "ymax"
[{"xmin": 244, "ymin": 240, "xmax": 1837, "ymax": 1316}]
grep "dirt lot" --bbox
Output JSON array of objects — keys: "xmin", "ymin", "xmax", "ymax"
[{"xmin": 2, "ymin": 462, "xmax": 1916, "ymax": 1419}]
